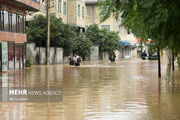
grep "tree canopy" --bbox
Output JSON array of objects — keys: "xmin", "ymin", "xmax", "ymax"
[
  {"xmin": 99, "ymin": 0, "xmax": 180, "ymax": 52},
  {"xmin": 73, "ymin": 33, "xmax": 93, "ymax": 60},
  {"xmin": 99, "ymin": 0, "xmax": 180, "ymax": 78},
  {"xmin": 26, "ymin": 14, "xmax": 77, "ymax": 56},
  {"xmin": 27, "ymin": 15, "xmax": 121, "ymax": 58},
  {"xmin": 85, "ymin": 24, "xmax": 121, "ymax": 53}
]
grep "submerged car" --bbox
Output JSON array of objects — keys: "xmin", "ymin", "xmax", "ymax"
[{"xmin": 148, "ymin": 53, "xmax": 158, "ymax": 60}]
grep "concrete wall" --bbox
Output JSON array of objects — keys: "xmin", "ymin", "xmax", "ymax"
[
  {"xmin": 89, "ymin": 46, "xmax": 99, "ymax": 61},
  {"xmin": 63, "ymin": 46, "xmax": 99, "ymax": 62},
  {"xmin": 89, "ymin": 46, "xmax": 110, "ymax": 61},
  {"xmin": 26, "ymin": 43, "xmax": 63, "ymax": 64},
  {"xmin": 99, "ymin": 51, "xmax": 109, "ymax": 60}
]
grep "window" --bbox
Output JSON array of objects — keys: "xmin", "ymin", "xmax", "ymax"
[
  {"xmin": 101, "ymin": 25, "xmax": 105, "ymax": 29},
  {"xmin": 63, "ymin": 1, "xmax": 66, "ymax": 15},
  {"xmin": 0, "ymin": 10, "xmax": 24, "ymax": 33},
  {"xmin": 17, "ymin": 15, "xmax": 24, "ymax": 33},
  {"xmin": 9, "ymin": 13, "xmax": 12, "ymax": 32},
  {"xmin": 0, "ymin": 10, "xmax": 4, "ymax": 30},
  {"xmin": 12, "ymin": 13, "xmax": 17, "ymax": 32},
  {"xmin": 4, "ymin": 11, "xmax": 9, "ymax": 31},
  {"xmin": 101, "ymin": 25, "xmax": 110, "ymax": 31},
  {"xmin": 78, "ymin": 4, "xmax": 80, "ymax": 17},
  {"xmin": 58, "ymin": 0, "xmax": 61, "ymax": 13},
  {"xmin": 24, "ymin": 16, "xmax": 26, "ymax": 33},
  {"xmin": 82, "ymin": 6, "xmax": 84, "ymax": 19}
]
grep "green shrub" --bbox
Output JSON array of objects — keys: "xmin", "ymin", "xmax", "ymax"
[{"xmin": 26, "ymin": 58, "xmax": 33, "ymax": 67}]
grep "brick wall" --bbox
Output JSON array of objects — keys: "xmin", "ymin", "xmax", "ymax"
[{"xmin": 0, "ymin": 31, "xmax": 27, "ymax": 43}]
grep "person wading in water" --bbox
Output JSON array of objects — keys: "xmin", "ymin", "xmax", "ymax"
[
  {"xmin": 73, "ymin": 54, "xmax": 81, "ymax": 66},
  {"xmin": 109, "ymin": 53, "xmax": 116, "ymax": 63},
  {"xmin": 68, "ymin": 55, "xmax": 74, "ymax": 65}
]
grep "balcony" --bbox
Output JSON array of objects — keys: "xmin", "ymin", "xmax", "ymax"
[{"xmin": 14, "ymin": 0, "xmax": 40, "ymax": 11}]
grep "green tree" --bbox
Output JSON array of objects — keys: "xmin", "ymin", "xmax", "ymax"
[
  {"xmin": 85, "ymin": 24, "xmax": 121, "ymax": 54},
  {"xmin": 99, "ymin": 0, "xmax": 180, "ymax": 79},
  {"xmin": 26, "ymin": 14, "xmax": 77, "ymax": 56},
  {"xmin": 85, "ymin": 24, "xmax": 103, "ymax": 45},
  {"xmin": 73, "ymin": 33, "xmax": 93, "ymax": 60},
  {"xmin": 99, "ymin": 29, "xmax": 121, "ymax": 53},
  {"xmin": 26, "ymin": 14, "xmax": 47, "ymax": 46}
]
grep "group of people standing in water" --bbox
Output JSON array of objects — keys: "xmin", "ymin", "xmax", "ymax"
[
  {"xmin": 68, "ymin": 54, "xmax": 81, "ymax": 66},
  {"xmin": 69, "ymin": 53, "xmax": 116, "ymax": 66}
]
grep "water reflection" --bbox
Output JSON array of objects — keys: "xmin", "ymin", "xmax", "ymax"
[{"xmin": 0, "ymin": 58, "xmax": 180, "ymax": 120}]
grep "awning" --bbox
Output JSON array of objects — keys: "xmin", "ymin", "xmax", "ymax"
[{"xmin": 120, "ymin": 41, "xmax": 132, "ymax": 47}]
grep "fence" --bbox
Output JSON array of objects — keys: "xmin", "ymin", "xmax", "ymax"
[{"xmin": 26, "ymin": 43, "xmax": 63, "ymax": 64}]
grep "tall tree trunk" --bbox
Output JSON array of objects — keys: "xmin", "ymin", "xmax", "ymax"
[
  {"xmin": 166, "ymin": 49, "xmax": 172, "ymax": 82},
  {"xmin": 172, "ymin": 51, "xmax": 175, "ymax": 71},
  {"xmin": 157, "ymin": 47, "xmax": 161, "ymax": 78}
]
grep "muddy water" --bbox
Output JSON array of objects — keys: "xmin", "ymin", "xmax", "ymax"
[{"xmin": 0, "ymin": 58, "xmax": 180, "ymax": 120}]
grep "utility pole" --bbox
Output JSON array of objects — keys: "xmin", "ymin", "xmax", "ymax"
[
  {"xmin": 172, "ymin": 51, "xmax": 175, "ymax": 71},
  {"xmin": 46, "ymin": 0, "xmax": 50, "ymax": 65},
  {"xmin": 157, "ymin": 47, "xmax": 161, "ymax": 78}
]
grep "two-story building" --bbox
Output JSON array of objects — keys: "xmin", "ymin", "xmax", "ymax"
[
  {"xmin": 0, "ymin": 0, "xmax": 40, "ymax": 71},
  {"xmin": 30, "ymin": 0, "xmax": 86, "ymax": 33},
  {"xmin": 68, "ymin": 0, "xmax": 86, "ymax": 33},
  {"xmin": 85, "ymin": 0, "xmax": 137, "ymax": 59}
]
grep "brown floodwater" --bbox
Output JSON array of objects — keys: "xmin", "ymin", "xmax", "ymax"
[{"xmin": 0, "ymin": 57, "xmax": 180, "ymax": 120}]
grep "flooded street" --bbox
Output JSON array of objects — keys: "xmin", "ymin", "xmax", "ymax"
[{"xmin": 0, "ymin": 58, "xmax": 180, "ymax": 120}]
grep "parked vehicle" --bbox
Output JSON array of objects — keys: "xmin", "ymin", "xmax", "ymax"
[{"xmin": 148, "ymin": 53, "xmax": 158, "ymax": 60}]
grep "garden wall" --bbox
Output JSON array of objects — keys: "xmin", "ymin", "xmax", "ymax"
[{"xmin": 26, "ymin": 43, "xmax": 63, "ymax": 64}]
